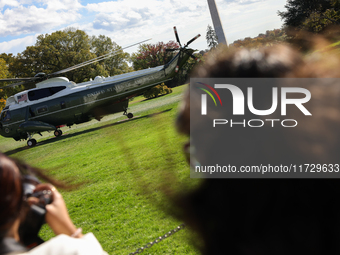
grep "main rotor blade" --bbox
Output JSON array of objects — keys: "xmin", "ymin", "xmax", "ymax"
[
  {"xmin": 0, "ymin": 77, "xmax": 35, "ymax": 82},
  {"xmin": 185, "ymin": 34, "xmax": 201, "ymax": 47},
  {"xmin": 0, "ymin": 80, "xmax": 30, "ymax": 89},
  {"xmin": 51, "ymin": 38, "xmax": 152, "ymax": 76},
  {"xmin": 51, "ymin": 50, "xmax": 123, "ymax": 75},
  {"xmin": 173, "ymin": 26, "xmax": 182, "ymax": 47}
]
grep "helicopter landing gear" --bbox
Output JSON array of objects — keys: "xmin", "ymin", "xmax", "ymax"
[
  {"xmin": 123, "ymin": 109, "xmax": 133, "ymax": 119},
  {"xmin": 54, "ymin": 129, "xmax": 62, "ymax": 137},
  {"xmin": 27, "ymin": 139, "xmax": 37, "ymax": 148},
  {"xmin": 26, "ymin": 132, "xmax": 37, "ymax": 148}
]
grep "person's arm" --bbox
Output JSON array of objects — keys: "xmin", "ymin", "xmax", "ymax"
[
  {"xmin": 29, "ymin": 184, "xmax": 82, "ymax": 238},
  {"xmin": 27, "ymin": 184, "xmax": 108, "ymax": 255}
]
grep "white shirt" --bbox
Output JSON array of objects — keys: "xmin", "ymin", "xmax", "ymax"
[{"xmin": 24, "ymin": 233, "xmax": 108, "ymax": 255}]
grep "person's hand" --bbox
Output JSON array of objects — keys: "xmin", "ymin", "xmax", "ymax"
[{"xmin": 29, "ymin": 183, "xmax": 83, "ymax": 238}]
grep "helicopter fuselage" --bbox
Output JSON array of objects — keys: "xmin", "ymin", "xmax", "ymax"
[{"xmin": 0, "ymin": 49, "xmax": 193, "ymax": 143}]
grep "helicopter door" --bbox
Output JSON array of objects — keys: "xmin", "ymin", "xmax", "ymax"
[{"xmin": 28, "ymin": 107, "xmax": 35, "ymax": 117}]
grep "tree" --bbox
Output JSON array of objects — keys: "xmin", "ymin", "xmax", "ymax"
[
  {"xmin": 90, "ymin": 35, "xmax": 132, "ymax": 76},
  {"xmin": 7, "ymin": 28, "xmax": 131, "ymax": 88},
  {"xmin": 131, "ymin": 41, "xmax": 202, "ymax": 86},
  {"xmin": 131, "ymin": 41, "xmax": 180, "ymax": 70},
  {"xmin": 302, "ymin": 8, "xmax": 340, "ymax": 33},
  {"xmin": 0, "ymin": 58, "xmax": 9, "ymax": 111},
  {"xmin": 0, "ymin": 53, "xmax": 15, "ymax": 76},
  {"xmin": 278, "ymin": 0, "xmax": 340, "ymax": 33},
  {"xmin": 206, "ymin": 25, "xmax": 218, "ymax": 49},
  {"xmin": 12, "ymin": 28, "xmax": 97, "ymax": 84},
  {"xmin": 0, "ymin": 54, "xmax": 25, "ymax": 101},
  {"xmin": 230, "ymin": 29, "xmax": 287, "ymax": 49},
  {"xmin": 0, "ymin": 58, "xmax": 9, "ymax": 80}
]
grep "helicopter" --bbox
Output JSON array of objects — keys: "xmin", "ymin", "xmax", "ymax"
[{"xmin": 0, "ymin": 27, "xmax": 200, "ymax": 147}]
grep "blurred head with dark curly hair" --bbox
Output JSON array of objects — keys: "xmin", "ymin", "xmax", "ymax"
[{"xmin": 174, "ymin": 39, "xmax": 340, "ymax": 255}]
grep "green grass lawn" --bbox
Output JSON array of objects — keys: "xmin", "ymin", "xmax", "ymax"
[{"xmin": 0, "ymin": 85, "xmax": 201, "ymax": 254}]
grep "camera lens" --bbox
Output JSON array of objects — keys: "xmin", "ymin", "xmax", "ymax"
[{"xmin": 22, "ymin": 175, "xmax": 41, "ymax": 197}]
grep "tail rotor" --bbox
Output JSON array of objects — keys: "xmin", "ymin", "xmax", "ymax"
[
  {"xmin": 167, "ymin": 26, "xmax": 201, "ymax": 52},
  {"xmin": 166, "ymin": 26, "xmax": 201, "ymax": 72}
]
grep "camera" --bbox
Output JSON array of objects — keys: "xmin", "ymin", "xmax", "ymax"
[{"xmin": 19, "ymin": 175, "xmax": 53, "ymax": 249}]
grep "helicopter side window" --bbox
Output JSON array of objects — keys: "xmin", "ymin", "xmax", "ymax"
[
  {"xmin": 28, "ymin": 86, "xmax": 66, "ymax": 101},
  {"xmin": 36, "ymin": 105, "xmax": 48, "ymax": 114},
  {"xmin": 0, "ymin": 111, "xmax": 10, "ymax": 122},
  {"xmin": 49, "ymin": 86, "xmax": 66, "ymax": 94}
]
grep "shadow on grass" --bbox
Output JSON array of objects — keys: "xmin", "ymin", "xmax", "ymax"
[{"xmin": 5, "ymin": 108, "xmax": 173, "ymax": 156}]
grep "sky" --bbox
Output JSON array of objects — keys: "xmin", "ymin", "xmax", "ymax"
[{"xmin": 0, "ymin": 0, "xmax": 287, "ymax": 56}]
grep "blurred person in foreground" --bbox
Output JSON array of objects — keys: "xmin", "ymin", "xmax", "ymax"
[
  {"xmin": 172, "ymin": 39, "xmax": 340, "ymax": 254},
  {"xmin": 0, "ymin": 152, "xmax": 107, "ymax": 255}
]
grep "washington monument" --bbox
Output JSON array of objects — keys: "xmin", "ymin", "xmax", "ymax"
[{"xmin": 207, "ymin": 0, "xmax": 228, "ymax": 46}]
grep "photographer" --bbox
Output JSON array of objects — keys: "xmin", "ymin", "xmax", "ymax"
[{"xmin": 0, "ymin": 152, "xmax": 107, "ymax": 255}]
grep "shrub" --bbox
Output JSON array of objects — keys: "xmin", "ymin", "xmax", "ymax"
[{"xmin": 143, "ymin": 83, "xmax": 173, "ymax": 99}]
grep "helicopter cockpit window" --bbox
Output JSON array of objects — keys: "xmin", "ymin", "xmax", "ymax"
[
  {"xmin": 0, "ymin": 111, "xmax": 10, "ymax": 122},
  {"xmin": 28, "ymin": 86, "xmax": 66, "ymax": 101}
]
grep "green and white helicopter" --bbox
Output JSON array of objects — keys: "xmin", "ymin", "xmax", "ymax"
[{"xmin": 0, "ymin": 27, "xmax": 200, "ymax": 147}]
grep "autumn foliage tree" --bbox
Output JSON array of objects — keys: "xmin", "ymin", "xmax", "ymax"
[
  {"xmin": 0, "ymin": 58, "xmax": 8, "ymax": 111},
  {"xmin": 230, "ymin": 29, "xmax": 286, "ymax": 49},
  {"xmin": 0, "ymin": 54, "xmax": 26, "ymax": 104},
  {"xmin": 131, "ymin": 41, "xmax": 180, "ymax": 70},
  {"xmin": 131, "ymin": 41, "xmax": 202, "ymax": 87},
  {"xmin": 0, "ymin": 58, "xmax": 9, "ymax": 80}
]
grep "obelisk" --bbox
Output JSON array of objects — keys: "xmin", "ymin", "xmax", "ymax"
[{"xmin": 207, "ymin": 0, "xmax": 228, "ymax": 46}]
